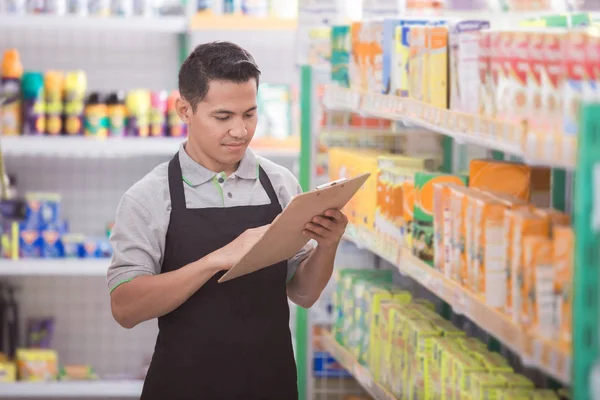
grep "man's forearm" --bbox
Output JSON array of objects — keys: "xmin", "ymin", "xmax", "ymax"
[
  {"xmin": 110, "ymin": 256, "xmax": 219, "ymax": 329},
  {"xmin": 287, "ymin": 243, "xmax": 337, "ymax": 308}
]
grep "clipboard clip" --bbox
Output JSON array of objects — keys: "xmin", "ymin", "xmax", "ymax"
[{"xmin": 316, "ymin": 178, "xmax": 347, "ymax": 190}]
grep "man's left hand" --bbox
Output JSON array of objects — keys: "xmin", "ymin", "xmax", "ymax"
[{"xmin": 303, "ymin": 209, "xmax": 348, "ymax": 249}]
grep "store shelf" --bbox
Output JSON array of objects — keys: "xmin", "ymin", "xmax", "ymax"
[
  {"xmin": 0, "ymin": 259, "xmax": 108, "ymax": 276},
  {"xmin": 0, "ymin": 380, "xmax": 143, "ymax": 398},
  {"xmin": 323, "ymin": 85, "xmax": 576, "ymax": 170},
  {"xmin": 0, "ymin": 14, "xmax": 187, "ymax": 33},
  {"xmin": 0, "ymin": 136, "xmax": 298, "ymax": 159},
  {"xmin": 320, "ymin": 331, "xmax": 397, "ymax": 400},
  {"xmin": 190, "ymin": 13, "xmax": 296, "ymax": 30},
  {"xmin": 342, "ymin": 224, "xmax": 572, "ymax": 385}
]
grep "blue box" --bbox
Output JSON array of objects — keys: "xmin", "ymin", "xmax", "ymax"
[
  {"xmin": 82, "ymin": 237, "xmax": 113, "ymax": 258},
  {"xmin": 23, "ymin": 193, "xmax": 61, "ymax": 230},
  {"xmin": 312, "ymin": 351, "xmax": 351, "ymax": 378},
  {"xmin": 63, "ymin": 234, "xmax": 85, "ymax": 258},
  {"xmin": 40, "ymin": 229, "xmax": 64, "ymax": 258},
  {"xmin": 19, "ymin": 229, "xmax": 41, "ymax": 258}
]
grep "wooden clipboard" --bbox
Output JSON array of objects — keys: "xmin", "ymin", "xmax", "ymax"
[{"xmin": 218, "ymin": 173, "xmax": 371, "ymax": 283}]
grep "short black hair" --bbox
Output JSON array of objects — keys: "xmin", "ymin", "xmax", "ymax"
[{"xmin": 178, "ymin": 41, "xmax": 261, "ymax": 111}]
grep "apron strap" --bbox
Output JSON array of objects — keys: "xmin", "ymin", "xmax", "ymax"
[
  {"xmin": 258, "ymin": 166, "xmax": 280, "ymax": 207},
  {"xmin": 168, "ymin": 152, "xmax": 187, "ymax": 211}
]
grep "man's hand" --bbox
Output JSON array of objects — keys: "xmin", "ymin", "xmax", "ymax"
[
  {"xmin": 302, "ymin": 209, "xmax": 348, "ymax": 248},
  {"xmin": 208, "ymin": 225, "xmax": 270, "ymax": 271}
]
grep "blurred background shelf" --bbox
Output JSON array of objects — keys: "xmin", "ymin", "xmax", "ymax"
[
  {"xmin": 0, "ymin": 15, "xmax": 187, "ymax": 33},
  {"xmin": 0, "ymin": 259, "xmax": 109, "ymax": 276},
  {"xmin": 0, "ymin": 380, "xmax": 143, "ymax": 398}
]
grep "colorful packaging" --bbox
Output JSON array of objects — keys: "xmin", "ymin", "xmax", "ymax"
[
  {"xmin": 58, "ymin": 365, "xmax": 98, "ymax": 381},
  {"xmin": 496, "ymin": 372, "xmax": 535, "ymax": 388},
  {"xmin": 541, "ymin": 30, "xmax": 567, "ymax": 145},
  {"xmin": 44, "ymin": 71, "xmax": 64, "ymax": 136},
  {"xmin": 471, "ymin": 194, "xmax": 506, "ymax": 307},
  {"xmin": 584, "ymin": 28, "xmax": 600, "ymax": 104},
  {"xmin": 470, "ymin": 372, "xmax": 506, "ymax": 400},
  {"xmin": 331, "ymin": 25, "xmax": 351, "ymax": 88},
  {"xmin": 563, "ymin": 30, "xmax": 587, "ymax": 137},
  {"xmin": 532, "ymin": 390, "xmax": 560, "ymax": 399},
  {"xmin": 553, "ymin": 225, "xmax": 573, "ymax": 345},
  {"xmin": 40, "ymin": 226, "xmax": 65, "ymax": 258},
  {"xmin": 507, "ymin": 210, "xmax": 549, "ymax": 321},
  {"xmin": 382, "ymin": 18, "xmax": 402, "ymax": 94},
  {"xmin": 0, "ymin": 49, "xmax": 23, "ymax": 136},
  {"xmin": 499, "ymin": 389, "xmax": 536, "ymax": 400},
  {"xmin": 394, "ymin": 25, "xmax": 411, "ymax": 97},
  {"xmin": 367, "ymin": 18, "xmax": 384, "ymax": 94},
  {"xmin": 523, "ymin": 236, "xmax": 554, "ymax": 332},
  {"xmin": 23, "ymin": 192, "xmax": 61, "ymax": 230},
  {"xmin": 469, "ymin": 159, "xmax": 532, "ymax": 201},
  {"xmin": 16, "ymin": 349, "xmax": 58, "ymax": 381},
  {"xmin": 413, "ymin": 172, "xmax": 469, "ymax": 266},
  {"xmin": 63, "ymin": 70, "xmax": 87, "ymax": 136},
  {"xmin": 450, "ymin": 20, "xmax": 490, "ymax": 114},
  {"xmin": 126, "ymin": 89, "xmax": 151, "ymax": 137},
  {"xmin": 508, "ymin": 29, "xmax": 530, "ymax": 131},
  {"xmin": 350, "ymin": 21, "xmax": 369, "ymax": 93},
  {"xmin": 428, "ymin": 25, "xmax": 449, "ymax": 109},
  {"xmin": 166, "ymin": 91, "xmax": 187, "ymax": 138},
  {"xmin": 106, "ymin": 91, "xmax": 127, "ymax": 137},
  {"xmin": 403, "ymin": 177, "xmax": 416, "ymax": 248},
  {"xmin": 526, "ymin": 29, "xmax": 545, "ymax": 137},
  {"xmin": 84, "ymin": 92, "xmax": 108, "ymax": 137},
  {"xmin": 452, "ymin": 353, "xmax": 487, "ymax": 399},
  {"xmin": 489, "ymin": 30, "xmax": 502, "ymax": 119},
  {"xmin": 450, "ymin": 186, "xmax": 470, "ymax": 285},
  {"xmin": 0, "ymin": 361, "xmax": 16, "ymax": 382},
  {"xmin": 409, "ymin": 26, "xmax": 428, "ymax": 103},
  {"xmin": 472, "ymin": 351, "xmax": 513, "ymax": 372},
  {"xmin": 82, "ymin": 237, "xmax": 112, "ymax": 258},
  {"xmin": 150, "ymin": 91, "xmax": 167, "ymax": 137},
  {"xmin": 496, "ymin": 30, "xmax": 514, "ymax": 121},
  {"xmin": 21, "ymin": 71, "xmax": 46, "ymax": 136},
  {"xmin": 62, "ymin": 233, "xmax": 85, "ymax": 258}
]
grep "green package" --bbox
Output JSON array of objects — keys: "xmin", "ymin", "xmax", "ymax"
[{"xmin": 331, "ymin": 25, "xmax": 351, "ymax": 88}]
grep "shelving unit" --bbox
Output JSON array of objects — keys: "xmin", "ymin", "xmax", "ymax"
[
  {"xmin": 342, "ymin": 224, "xmax": 571, "ymax": 385},
  {"xmin": 320, "ymin": 332, "xmax": 396, "ymax": 400},
  {"xmin": 0, "ymin": 136, "xmax": 298, "ymax": 159},
  {"xmin": 0, "ymin": 14, "xmax": 187, "ymax": 32},
  {"xmin": 0, "ymin": 259, "xmax": 109, "ymax": 276},
  {"xmin": 323, "ymin": 85, "xmax": 576, "ymax": 170},
  {"xmin": 0, "ymin": 380, "xmax": 143, "ymax": 398}
]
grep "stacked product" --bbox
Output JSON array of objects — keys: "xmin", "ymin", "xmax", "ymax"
[
  {"xmin": 327, "ymin": 12, "xmax": 599, "ymax": 164},
  {"xmin": 3, "ymin": 192, "xmax": 113, "ymax": 260},
  {"xmin": 0, "ymin": 0, "xmax": 184, "ymax": 16},
  {"xmin": 332, "ymin": 268, "xmax": 567, "ymax": 399},
  {"xmin": 333, "ymin": 269, "xmax": 559, "ymax": 400}
]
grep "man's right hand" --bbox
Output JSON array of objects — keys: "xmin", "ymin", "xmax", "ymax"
[{"xmin": 207, "ymin": 225, "xmax": 270, "ymax": 272}]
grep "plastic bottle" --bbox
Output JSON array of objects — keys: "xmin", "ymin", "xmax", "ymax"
[
  {"xmin": 63, "ymin": 70, "xmax": 87, "ymax": 136},
  {"xmin": 106, "ymin": 91, "xmax": 126, "ymax": 137},
  {"xmin": 84, "ymin": 92, "xmax": 108, "ymax": 138},
  {"xmin": 44, "ymin": 71, "xmax": 65, "ymax": 136},
  {"xmin": 126, "ymin": 90, "xmax": 150, "ymax": 137},
  {"xmin": 21, "ymin": 72, "xmax": 45, "ymax": 136},
  {"xmin": 149, "ymin": 91, "xmax": 167, "ymax": 137},
  {"xmin": 166, "ymin": 90, "xmax": 186, "ymax": 137},
  {"xmin": 0, "ymin": 49, "xmax": 23, "ymax": 136}
]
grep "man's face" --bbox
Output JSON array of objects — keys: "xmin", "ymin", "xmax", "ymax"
[{"xmin": 185, "ymin": 79, "xmax": 258, "ymax": 173}]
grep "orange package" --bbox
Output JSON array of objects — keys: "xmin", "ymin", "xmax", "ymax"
[
  {"xmin": 403, "ymin": 177, "xmax": 416, "ymax": 248},
  {"xmin": 507, "ymin": 209, "xmax": 549, "ymax": 322},
  {"xmin": 522, "ymin": 235, "xmax": 553, "ymax": 333},
  {"xmin": 534, "ymin": 208, "xmax": 570, "ymax": 231},
  {"xmin": 471, "ymin": 194, "xmax": 506, "ymax": 308},
  {"xmin": 449, "ymin": 186, "xmax": 470, "ymax": 285},
  {"xmin": 469, "ymin": 159, "xmax": 532, "ymax": 201},
  {"xmin": 553, "ymin": 225, "xmax": 574, "ymax": 345}
]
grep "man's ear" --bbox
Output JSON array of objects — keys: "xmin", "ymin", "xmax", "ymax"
[{"xmin": 175, "ymin": 97, "xmax": 192, "ymax": 123}]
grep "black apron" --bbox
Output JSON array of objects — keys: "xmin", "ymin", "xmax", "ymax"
[{"xmin": 140, "ymin": 153, "xmax": 298, "ymax": 400}]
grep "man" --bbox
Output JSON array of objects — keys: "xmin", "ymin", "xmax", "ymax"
[{"xmin": 107, "ymin": 41, "xmax": 347, "ymax": 399}]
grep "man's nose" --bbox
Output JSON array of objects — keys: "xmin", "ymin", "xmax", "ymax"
[{"xmin": 229, "ymin": 119, "xmax": 247, "ymax": 138}]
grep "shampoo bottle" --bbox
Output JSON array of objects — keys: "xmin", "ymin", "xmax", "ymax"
[{"xmin": 0, "ymin": 49, "xmax": 23, "ymax": 136}]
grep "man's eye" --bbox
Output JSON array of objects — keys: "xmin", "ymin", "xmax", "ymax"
[
  {"xmin": 215, "ymin": 116, "xmax": 230, "ymax": 121},
  {"xmin": 244, "ymin": 113, "xmax": 255, "ymax": 119}
]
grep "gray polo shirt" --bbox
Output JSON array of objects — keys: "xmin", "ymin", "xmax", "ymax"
[{"xmin": 107, "ymin": 142, "xmax": 314, "ymax": 292}]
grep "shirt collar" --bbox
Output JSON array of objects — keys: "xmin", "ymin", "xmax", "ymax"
[{"xmin": 178, "ymin": 142, "xmax": 259, "ymax": 186}]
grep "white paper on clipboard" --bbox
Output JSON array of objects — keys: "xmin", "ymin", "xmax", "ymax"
[{"xmin": 218, "ymin": 173, "xmax": 371, "ymax": 283}]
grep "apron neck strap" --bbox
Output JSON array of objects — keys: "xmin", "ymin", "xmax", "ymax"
[{"xmin": 258, "ymin": 166, "xmax": 279, "ymax": 206}]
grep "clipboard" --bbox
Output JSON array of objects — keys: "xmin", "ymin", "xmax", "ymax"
[{"xmin": 218, "ymin": 173, "xmax": 371, "ymax": 283}]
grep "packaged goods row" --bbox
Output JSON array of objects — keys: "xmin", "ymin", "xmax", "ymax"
[
  {"xmin": 332, "ymin": 268, "xmax": 569, "ymax": 400},
  {"xmin": 0, "ymin": 49, "xmax": 295, "ymax": 139},
  {"xmin": 328, "ymin": 148, "xmax": 572, "ymax": 348},
  {"xmin": 0, "ymin": 0, "xmax": 185, "ymax": 16}
]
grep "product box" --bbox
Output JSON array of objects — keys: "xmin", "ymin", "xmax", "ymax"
[
  {"xmin": 378, "ymin": 301, "xmax": 400, "ymax": 389},
  {"xmin": 382, "ymin": 18, "xmax": 403, "ymax": 94},
  {"xmin": 331, "ymin": 25, "xmax": 351, "ymax": 88},
  {"xmin": 16, "ymin": 349, "xmax": 58, "ymax": 381},
  {"xmin": 428, "ymin": 25, "xmax": 449, "ymax": 109},
  {"xmin": 433, "ymin": 318, "xmax": 466, "ymax": 338},
  {"xmin": 563, "ymin": 29, "xmax": 587, "ymax": 137},
  {"xmin": 472, "ymin": 351, "xmax": 513, "ymax": 372},
  {"xmin": 451, "ymin": 353, "xmax": 487, "ymax": 400},
  {"xmin": 19, "ymin": 228, "xmax": 42, "ymax": 258},
  {"xmin": 471, "ymin": 194, "xmax": 507, "ymax": 308},
  {"xmin": 585, "ymin": 27, "xmax": 600, "ymax": 104},
  {"xmin": 532, "ymin": 390, "xmax": 561, "ymax": 399},
  {"xmin": 496, "ymin": 372, "xmax": 535, "ymax": 389},
  {"xmin": 394, "ymin": 24, "xmax": 413, "ymax": 97},
  {"xmin": 409, "ymin": 26, "xmax": 429, "ymax": 103},
  {"xmin": 450, "ymin": 185, "xmax": 471, "ymax": 285},
  {"xmin": 367, "ymin": 18, "xmax": 385, "ymax": 93},
  {"xmin": 499, "ymin": 389, "xmax": 536, "ymax": 400},
  {"xmin": 470, "ymin": 372, "xmax": 506, "ymax": 400},
  {"xmin": 449, "ymin": 20, "xmax": 491, "ymax": 114},
  {"xmin": 508, "ymin": 29, "xmax": 530, "ymax": 130},
  {"xmin": 376, "ymin": 167, "xmax": 417, "ymax": 242},
  {"xmin": 40, "ymin": 227, "xmax": 64, "ymax": 258},
  {"xmin": 489, "ymin": 30, "xmax": 503, "ymax": 119},
  {"xmin": 534, "ymin": 208, "xmax": 570, "ymax": 231},
  {"xmin": 553, "ymin": 225, "xmax": 573, "ymax": 345},
  {"xmin": 413, "ymin": 172, "xmax": 469, "ymax": 266},
  {"xmin": 469, "ymin": 159, "xmax": 532, "ymax": 201},
  {"xmin": 496, "ymin": 30, "xmax": 514, "ymax": 122},
  {"xmin": 523, "ymin": 236, "xmax": 554, "ymax": 332},
  {"xmin": 541, "ymin": 29, "xmax": 567, "ymax": 142},
  {"xmin": 507, "ymin": 210, "xmax": 549, "ymax": 321},
  {"xmin": 22, "ymin": 192, "xmax": 62, "ymax": 231},
  {"xmin": 479, "ymin": 29, "xmax": 493, "ymax": 117},
  {"xmin": 0, "ymin": 361, "xmax": 16, "ymax": 382},
  {"xmin": 350, "ymin": 21, "xmax": 369, "ymax": 93},
  {"xmin": 403, "ymin": 177, "xmax": 416, "ymax": 248},
  {"xmin": 526, "ymin": 29, "xmax": 546, "ymax": 136}
]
